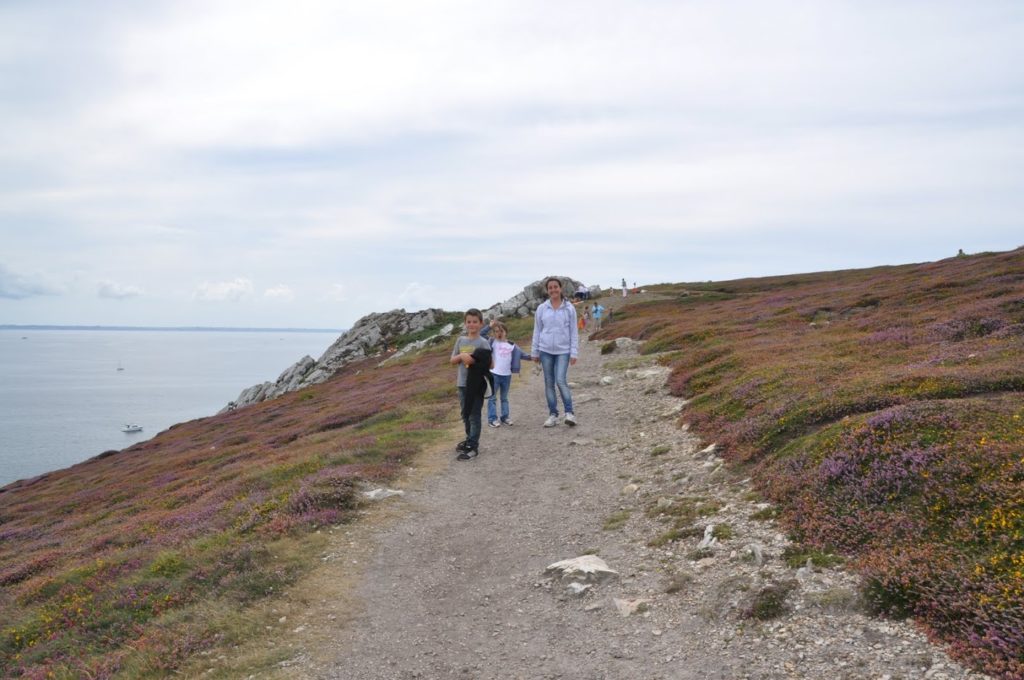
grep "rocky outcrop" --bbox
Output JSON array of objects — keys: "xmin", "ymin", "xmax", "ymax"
[
  {"xmin": 223, "ymin": 277, "xmax": 593, "ymax": 411},
  {"xmin": 302, "ymin": 308, "xmax": 445, "ymax": 385},
  {"xmin": 229, "ymin": 355, "xmax": 318, "ymax": 407},
  {"xmin": 378, "ymin": 323, "xmax": 455, "ymax": 366},
  {"xmin": 222, "ymin": 308, "xmax": 446, "ymax": 411},
  {"xmin": 484, "ymin": 276, "xmax": 588, "ymax": 320}
]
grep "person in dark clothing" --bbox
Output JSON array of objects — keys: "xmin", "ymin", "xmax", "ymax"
[
  {"xmin": 450, "ymin": 309, "xmax": 491, "ymax": 460},
  {"xmin": 461, "ymin": 346, "xmax": 493, "ymax": 423}
]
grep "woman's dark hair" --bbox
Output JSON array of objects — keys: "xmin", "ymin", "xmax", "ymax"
[
  {"xmin": 464, "ymin": 308, "xmax": 483, "ymax": 322},
  {"xmin": 543, "ymin": 276, "xmax": 562, "ymax": 290}
]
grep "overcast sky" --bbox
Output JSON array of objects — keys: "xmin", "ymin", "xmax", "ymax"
[{"xmin": 1, "ymin": 1, "xmax": 1021, "ymax": 328}]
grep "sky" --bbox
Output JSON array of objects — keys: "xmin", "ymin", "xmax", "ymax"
[{"xmin": 1, "ymin": 1, "xmax": 1021, "ymax": 329}]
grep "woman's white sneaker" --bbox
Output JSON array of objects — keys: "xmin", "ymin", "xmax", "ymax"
[
  {"xmin": 564, "ymin": 413, "xmax": 577, "ymax": 426},
  {"xmin": 543, "ymin": 415, "xmax": 558, "ymax": 427}
]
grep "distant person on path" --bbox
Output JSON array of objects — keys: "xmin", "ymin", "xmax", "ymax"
[
  {"xmin": 531, "ymin": 276, "xmax": 579, "ymax": 427},
  {"xmin": 486, "ymin": 321, "xmax": 519, "ymax": 428},
  {"xmin": 621, "ymin": 278, "xmax": 628, "ymax": 298},
  {"xmin": 592, "ymin": 302, "xmax": 605, "ymax": 330},
  {"xmin": 450, "ymin": 308, "xmax": 491, "ymax": 460}
]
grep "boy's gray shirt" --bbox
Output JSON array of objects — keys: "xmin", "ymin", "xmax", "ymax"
[{"xmin": 451, "ymin": 335, "xmax": 491, "ymax": 387}]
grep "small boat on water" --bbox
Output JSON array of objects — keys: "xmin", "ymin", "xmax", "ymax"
[{"xmin": 121, "ymin": 424, "xmax": 143, "ymax": 433}]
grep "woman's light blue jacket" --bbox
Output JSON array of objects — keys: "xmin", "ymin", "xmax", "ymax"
[{"xmin": 531, "ymin": 299, "xmax": 579, "ymax": 358}]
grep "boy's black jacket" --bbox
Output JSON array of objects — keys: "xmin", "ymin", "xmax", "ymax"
[{"xmin": 461, "ymin": 347, "xmax": 494, "ymax": 418}]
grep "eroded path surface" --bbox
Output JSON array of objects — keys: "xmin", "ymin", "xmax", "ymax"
[{"xmin": 285, "ymin": 323, "xmax": 986, "ymax": 680}]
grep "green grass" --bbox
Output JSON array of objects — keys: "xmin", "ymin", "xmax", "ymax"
[{"xmin": 603, "ymin": 509, "xmax": 632, "ymax": 531}]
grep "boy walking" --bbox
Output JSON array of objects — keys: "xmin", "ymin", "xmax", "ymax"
[{"xmin": 450, "ymin": 309, "xmax": 491, "ymax": 460}]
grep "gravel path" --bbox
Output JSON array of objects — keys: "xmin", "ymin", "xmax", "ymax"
[{"xmin": 280, "ymin": 325, "xmax": 988, "ymax": 680}]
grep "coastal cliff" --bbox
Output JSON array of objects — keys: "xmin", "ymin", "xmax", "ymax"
[
  {"xmin": 222, "ymin": 277, "xmax": 587, "ymax": 411},
  {"xmin": 2, "ymin": 251, "xmax": 1022, "ymax": 678}
]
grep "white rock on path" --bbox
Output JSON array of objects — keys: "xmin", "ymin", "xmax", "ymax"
[
  {"xmin": 697, "ymin": 524, "xmax": 717, "ymax": 550},
  {"xmin": 545, "ymin": 555, "xmax": 619, "ymax": 584},
  {"xmin": 364, "ymin": 488, "xmax": 405, "ymax": 501},
  {"xmin": 625, "ymin": 367, "xmax": 669, "ymax": 380},
  {"xmin": 565, "ymin": 582, "xmax": 592, "ymax": 598},
  {"xmin": 697, "ymin": 443, "xmax": 718, "ymax": 457},
  {"xmin": 614, "ymin": 337, "xmax": 641, "ymax": 351}
]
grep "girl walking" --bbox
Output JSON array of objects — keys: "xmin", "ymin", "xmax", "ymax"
[
  {"xmin": 487, "ymin": 321, "xmax": 516, "ymax": 427},
  {"xmin": 531, "ymin": 277, "xmax": 579, "ymax": 427}
]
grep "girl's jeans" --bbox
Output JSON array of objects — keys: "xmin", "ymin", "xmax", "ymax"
[
  {"xmin": 457, "ymin": 387, "xmax": 481, "ymax": 448},
  {"xmin": 487, "ymin": 373, "xmax": 511, "ymax": 423},
  {"xmin": 538, "ymin": 351, "xmax": 574, "ymax": 417}
]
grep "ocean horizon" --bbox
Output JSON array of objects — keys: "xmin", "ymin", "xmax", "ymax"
[{"xmin": 0, "ymin": 327, "xmax": 339, "ymax": 488}]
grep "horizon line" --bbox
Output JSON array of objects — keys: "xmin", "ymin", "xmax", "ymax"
[{"xmin": 1, "ymin": 324, "xmax": 344, "ymax": 333}]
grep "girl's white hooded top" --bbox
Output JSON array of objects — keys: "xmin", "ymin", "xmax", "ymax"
[{"xmin": 531, "ymin": 299, "xmax": 579, "ymax": 358}]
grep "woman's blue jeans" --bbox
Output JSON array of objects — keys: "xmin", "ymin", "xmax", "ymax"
[
  {"xmin": 487, "ymin": 373, "xmax": 511, "ymax": 423},
  {"xmin": 538, "ymin": 351, "xmax": 573, "ymax": 417}
]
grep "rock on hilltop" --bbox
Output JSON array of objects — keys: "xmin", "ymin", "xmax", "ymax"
[{"xmin": 223, "ymin": 276, "xmax": 588, "ymax": 411}]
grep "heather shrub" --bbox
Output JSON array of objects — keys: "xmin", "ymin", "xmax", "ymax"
[
  {"xmin": 627, "ymin": 248, "xmax": 1024, "ymax": 676},
  {"xmin": 0, "ymin": 346, "xmax": 456, "ymax": 677}
]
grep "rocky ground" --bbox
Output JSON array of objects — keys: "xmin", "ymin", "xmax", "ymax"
[{"xmin": 253, "ymin": 297, "xmax": 989, "ymax": 680}]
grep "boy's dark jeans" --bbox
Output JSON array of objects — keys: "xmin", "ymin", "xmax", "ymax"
[{"xmin": 458, "ymin": 387, "xmax": 482, "ymax": 449}]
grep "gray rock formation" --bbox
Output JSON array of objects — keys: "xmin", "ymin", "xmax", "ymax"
[
  {"xmin": 484, "ymin": 276, "xmax": 586, "ymax": 319},
  {"xmin": 222, "ymin": 308, "xmax": 445, "ymax": 411},
  {"xmin": 223, "ymin": 276, "xmax": 590, "ymax": 411},
  {"xmin": 378, "ymin": 323, "xmax": 455, "ymax": 366},
  {"xmin": 303, "ymin": 308, "xmax": 445, "ymax": 384}
]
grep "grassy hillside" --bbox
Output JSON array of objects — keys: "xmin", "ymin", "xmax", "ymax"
[
  {"xmin": 596, "ymin": 247, "xmax": 1024, "ymax": 678},
  {"xmin": 0, "ymin": 344, "xmax": 456, "ymax": 678}
]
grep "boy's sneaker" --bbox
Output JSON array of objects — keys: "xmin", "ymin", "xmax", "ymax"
[
  {"xmin": 564, "ymin": 413, "xmax": 577, "ymax": 426},
  {"xmin": 456, "ymin": 448, "xmax": 478, "ymax": 461},
  {"xmin": 501, "ymin": 418, "xmax": 513, "ymax": 426},
  {"xmin": 488, "ymin": 421, "xmax": 500, "ymax": 428},
  {"xmin": 543, "ymin": 415, "xmax": 558, "ymax": 428},
  {"xmin": 456, "ymin": 440, "xmax": 470, "ymax": 452}
]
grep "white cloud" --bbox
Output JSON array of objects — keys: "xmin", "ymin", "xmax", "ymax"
[
  {"xmin": 0, "ymin": 263, "xmax": 61, "ymax": 299},
  {"xmin": 263, "ymin": 284, "xmax": 294, "ymax": 301},
  {"xmin": 97, "ymin": 279, "xmax": 143, "ymax": 299},
  {"xmin": 397, "ymin": 282, "xmax": 437, "ymax": 311},
  {"xmin": 0, "ymin": 1, "xmax": 1021, "ymax": 327},
  {"xmin": 193, "ymin": 277, "xmax": 254, "ymax": 302}
]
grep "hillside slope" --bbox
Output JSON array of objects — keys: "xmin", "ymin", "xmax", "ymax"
[
  {"xmin": 596, "ymin": 247, "xmax": 1024, "ymax": 677},
  {"xmin": 2, "ymin": 250, "xmax": 1021, "ymax": 678},
  {"xmin": 0, "ymin": 347, "xmax": 457, "ymax": 677}
]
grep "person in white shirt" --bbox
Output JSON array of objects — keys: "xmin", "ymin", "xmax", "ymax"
[{"xmin": 487, "ymin": 321, "xmax": 516, "ymax": 427}]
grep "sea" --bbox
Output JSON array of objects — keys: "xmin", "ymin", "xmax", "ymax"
[{"xmin": 0, "ymin": 328, "xmax": 339, "ymax": 488}]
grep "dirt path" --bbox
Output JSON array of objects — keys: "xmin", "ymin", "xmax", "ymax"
[{"xmin": 270, "ymin": 311, "xmax": 987, "ymax": 680}]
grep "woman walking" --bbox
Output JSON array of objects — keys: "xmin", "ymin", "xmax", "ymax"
[{"xmin": 531, "ymin": 276, "xmax": 579, "ymax": 427}]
